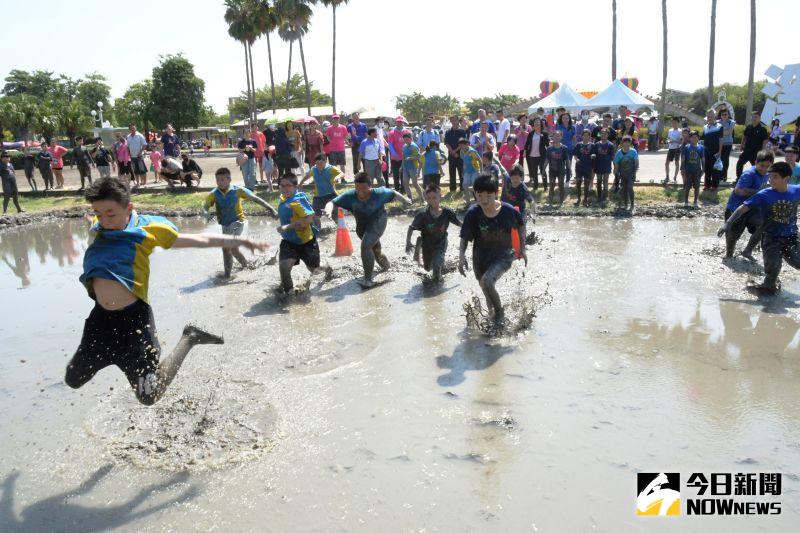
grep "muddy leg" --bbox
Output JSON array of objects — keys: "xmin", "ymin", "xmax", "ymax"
[
  {"xmin": 557, "ymin": 174, "xmax": 565, "ymax": 204},
  {"xmin": 143, "ymin": 326, "xmax": 224, "ymax": 405},
  {"xmin": 222, "ymin": 249, "xmax": 233, "ymax": 278},
  {"xmin": 231, "ymin": 248, "xmax": 248, "ymax": 268},
  {"xmin": 279, "ymin": 258, "xmax": 295, "ymax": 292}
]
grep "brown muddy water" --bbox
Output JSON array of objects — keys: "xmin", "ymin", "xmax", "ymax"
[{"xmin": 0, "ymin": 216, "xmax": 798, "ymax": 532}]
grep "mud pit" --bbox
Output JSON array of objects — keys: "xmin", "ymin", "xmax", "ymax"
[{"xmin": 1, "ymin": 215, "xmax": 799, "ymax": 531}]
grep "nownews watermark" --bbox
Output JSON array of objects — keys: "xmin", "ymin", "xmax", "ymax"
[{"xmin": 637, "ymin": 472, "xmax": 782, "ymax": 517}]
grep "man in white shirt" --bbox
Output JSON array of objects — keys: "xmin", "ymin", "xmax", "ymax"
[
  {"xmin": 126, "ymin": 123, "xmax": 149, "ymax": 187},
  {"xmin": 495, "ymin": 110, "xmax": 510, "ymax": 145},
  {"xmin": 358, "ymin": 127, "xmax": 386, "ymax": 186}
]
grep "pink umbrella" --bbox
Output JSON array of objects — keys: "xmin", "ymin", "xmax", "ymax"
[{"xmin": 295, "ymin": 116, "xmax": 319, "ymax": 124}]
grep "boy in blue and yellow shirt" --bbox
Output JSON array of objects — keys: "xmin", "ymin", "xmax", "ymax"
[
  {"xmin": 458, "ymin": 137, "xmax": 482, "ymax": 206},
  {"xmin": 277, "ymin": 173, "xmax": 331, "ymax": 293},
  {"xmin": 299, "ymin": 153, "xmax": 343, "ymax": 227},
  {"xmin": 204, "ymin": 166, "xmax": 276, "ymax": 278},
  {"xmin": 67, "ymin": 177, "xmax": 267, "ymax": 405}
]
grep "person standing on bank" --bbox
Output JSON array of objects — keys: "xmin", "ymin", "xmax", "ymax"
[
  {"xmin": 702, "ymin": 110, "xmax": 723, "ymax": 191},
  {"xmin": 127, "ymin": 124, "xmax": 149, "ymax": 188},
  {"xmin": 348, "ymin": 112, "xmax": 368, "ymax": 173},
  {"xmin": 736, "ymin": 110, "xmax": 769, "ymax": 179},
  {"xmin": 359, "ymin": 127, "xmax": 386, "ymax": 186},
  {"xmin": 717, "ymin": 108, "xmax": 735, "ymax": 182}
]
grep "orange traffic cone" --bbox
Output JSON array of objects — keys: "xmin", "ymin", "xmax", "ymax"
[
  {"xmin": 334, "ymin": 208, "xmax": 354, "ymax": 256},
  {"xmin": 511, "ymin": 206, "xmax": 522, "ymax": 259}
]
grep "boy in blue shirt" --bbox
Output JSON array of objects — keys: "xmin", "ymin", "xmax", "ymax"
[
  {"xmin": 204, "ymin": 167, "xmax": 277, "ymax": 278},
  {"xmin": 722, "ymin": 150, "xmax": 773, "ymax": 260},
  {"xmin": 277, "ymin": 173, "xmax": 331, "ymax": 294},
  {"xmin": 67, "ymin": 178, "xmax": 267, "ymax": 405},
  {"xmin": 573, "ymin": 129, "xmax": 595, "ymax": 206},
  {"xmin": 421, "ymin": 140, "xmax": 445, "ymax": 189},
  {"xmin": 613, "ymin": 136, "xmax": 639, "ymax": 214},
  {"xmin": 592, "ymin": 128, "xmax": 615, "ymax": 207},
  {"xmin": 406, "ymin": 184, "xmax": 461, "ymax": 282},
  {"xmin": 501, "ymin": 165, "xmax": 534, "ymax": 239},
  {"xmin": 459, "ymin": 138, "xmax": 482, "ymax": 207},
  {"xmin": 330, "ymin": 172, "xmax": 412, "ymax": 287},
  {"xmin": 680, "ymin": 131, "xmax": 705, "ymax": 208},
  {"xmin": 299, "ymin": 153, "xmax": 343, "ymax": 228},
  {"xmin": 719, "ymin": 162, "xmax": 800, "ymax": 292},
  {"xmin": 402, "ymin": 133, "xmax": 422, "ymax": 203},
  {"xmin": 459, "ymin": 173, "xmax": 526, "ymax": 321}
]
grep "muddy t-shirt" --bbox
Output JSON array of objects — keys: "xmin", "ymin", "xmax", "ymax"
[
  {"xmin": 460, "ymin": 202, "xmax": 522, "ymax": 261},
  {"xmin": 681, "ymin": 144, "xmax": 705, "ymax": 175},
  {"xmin": 573, "ymin": 142, "xmax": 594, "ymax": 173},
  {"xmin": 744, "ymin": 185, "xmax": 800, "ymax": 237},
  {"xmin": 501, "ymin": 180, "xmax": 533, "ymax": 212},
  {"xmin": 73, "ymin": 146, "xmax": 93, "ymax": 166},
  {"xmin": 546, "ymin": 145, "xmax": 568, "ymax": 176},
  {"xmin": 333, "ymin": 187, "xmax": 396, "ymax": 228},
  {"xmin": 592, "ymin": 141, "xmax": 615, "ymax": 173},
  {"xmin": 411, "ymin": 207, "xmax": 461, "ymax": 250}
]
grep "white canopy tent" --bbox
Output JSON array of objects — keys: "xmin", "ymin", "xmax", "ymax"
[
  {"xmin": 585, "ymin": 80, "xmax": 655, "ymax": 110},
  {"xmin": 527, "ymin": 84, "xmax": 588, "ymax": 114}
]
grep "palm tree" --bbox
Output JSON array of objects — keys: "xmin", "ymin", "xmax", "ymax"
[
  {"xmin": 225, "ymin": 0, "xmax": 259, "ymax": 123},
  {"xmin": 320, "ymin": 0, "xmax": 348, "ymax": 114},
  {"xmin": 254, "ymin": 1, "xmax": 280, "ymax": 114},
  {"xmin": 275, "ymin": 0, "xmax": 316, "ymax": 115},
  {"xmin": 707, "ymin": 0, "xmax": 717, "ymax": 107},
  {"xmin": 658, "ymin": 0, "xmax": 668, "ymax": 143},
  {"xmin": 745, "ymin": 0, "xmax": 756, "ymax": 118},
  {"xmin": 611, "ymin": 0, "xmax": 617, "ymax": 80}
]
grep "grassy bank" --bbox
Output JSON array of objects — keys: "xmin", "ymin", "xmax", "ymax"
[{"xmin": 14, "ymin": 184, "xmax": 731, "ymax": 217}]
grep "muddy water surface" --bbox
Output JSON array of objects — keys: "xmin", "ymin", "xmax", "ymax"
[{"xmin": 0, "ymin": 216, "xmax": 798, "ymax": 532}]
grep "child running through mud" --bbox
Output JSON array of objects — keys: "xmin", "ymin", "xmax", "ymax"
[
  {"xmin": 718, "ymin": 162, "xmax": 800, "ymax": 292},
  {"xmin": 405, "ymin": 184, "xmax": 462, "ymax": 282},
  {"xmin": 459, "ymin": 173, "xmax": 526, "ymax": 321},
  {"xmin": 298, "ymin": 153, "xmax": 342, "ymax": 229},
  {"xmin": 276, "ymin": 173, "xmax": 332, "ymax": 294},
  {"xmin": 203, "ymin": 167, "xmax": 277, "ymax": 278},
  {"xmin": 722, "ymin": 150, "xmax": 773, "ymax": 260},
  {"xmin": 330, "ymin": 172, "xmax": 412, "ymax": 287},
  {"xmin": 66, "ymin": 178, "xmax": 268, "ymax": 405}
]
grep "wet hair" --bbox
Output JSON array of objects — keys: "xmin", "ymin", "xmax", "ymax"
[
  {"xmin": 85, "ymin": 177, "xmax": 131, "ymax": 206},
  {"xmin": 755, "ymin": 150, "xmax": 775, "ymax": 163},
  {"xmin": 509, "ymin": 164, "xmax": 524, "ymax": 178},
  {"xmin": 279, "ymin": 173, "xmax": 298, "ymax": 186},
  {"xmin": 215, "ymin": 167, "xmax": 232, "ymax": 178},
  {"xmin": 768, "ymin": 162, "xmax": 792, "ymax": 177},
  {"xmin": 425, "ymin": 184, "xmax": 441, "ymax": 194},
  {"xmin": 353, "ymin": 172, "xmax": 371, "ymax": 185},
  {"xmin": 473, "ymin": 173, "xmax": 499, "ymax": 193},
  {"xmin": 314, "ymin": 153, "xmax": 327, "ymax": 162},
  {"xmin": 367, "ymin": 127, "xmax": 377, "ymax": 136}
]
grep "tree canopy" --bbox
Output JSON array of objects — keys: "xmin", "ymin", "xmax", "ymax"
[
  {"xmin": 150, "ymin": 54, "xmax": 206, "ymax": 131},
  {"xmin": 463, "ymin": 94, "xmax": 521, "ymax": 117},
  {"xmin": 227, "ymin": 74, "xmax": 331, "ymax": 117},
  {"xmin": 684, "ymin": 81, "xmax": 766, "ymax": 123},
  {"xmin": 394, "ymin": 93, "xmax": 460, "ymax": 122}
]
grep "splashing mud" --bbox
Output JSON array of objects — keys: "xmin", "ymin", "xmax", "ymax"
[
  {"xmin": 87, "ymin": 378, "xmax": 279, "ymax": 472},
  {"xmin": 463, "ymin": 284, "xmax": 552, "ymax": 337}
]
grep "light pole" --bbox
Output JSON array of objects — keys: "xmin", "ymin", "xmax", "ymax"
[
  {"xmin": 90, "ymin": 109, "xmax": 98, "ymax": 126},
  {"xmin": 97, "ymin": 101, "xmax": 104, "ymax": 126}
]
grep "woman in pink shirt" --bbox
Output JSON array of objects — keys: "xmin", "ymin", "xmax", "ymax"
[
  {"xmin": 113, "ymin": 133, "xmax": 131, "ymax": 181},
  {"xmin": 149, "ymin": 143, "xmax": 163, "ymax": 181},
  {"xmin": 514, "ymin": 115, "xmax": 531, "ymax": 169},
  {"xmin": 47, "ymin": 140, "xmax": 68, "ymax": 189},
  {"xmin": 497, "ymin": 135, "xmax": 521, "ymax": 173}
]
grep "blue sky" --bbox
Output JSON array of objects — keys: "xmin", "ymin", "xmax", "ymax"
[{"xmin": 0, "ymin": 0, "xmax": 795, "ymax": 115}]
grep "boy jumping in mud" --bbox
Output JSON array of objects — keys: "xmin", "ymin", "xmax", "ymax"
[
  {"xmin": 406, "ymin": 184, "xmax": 461, "ymax": 282},
  {"xmin": 66, "ymin": 178, "xmax": 268, "ymax": 405},
  {"xmin": 330, "ymin": 172, "xmax": 412, "ymax": 287},
  {"xmin": 718, "ymin": 162, "xmax": 800, "ymax": 292},
  {"xmin": 459, "ymin": 173, "xmax": 526, "ymax": 321},
  {"xmin": 203, "ymin": 167, "xmax": 277, "ymax": 278},
  {"xmin": 276, "ymin": 173, "xmax": 332, "ymax": 293}
]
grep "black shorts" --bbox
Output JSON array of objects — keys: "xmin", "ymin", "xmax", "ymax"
[
  {"xmin": 684, "ymin": 170, "xmax": 702, "ymax": 187},
  {"xmin": 667, "ymin": 148, "xmax": 680, "ymax": 162},
  {"xmin": 77, "ymin": 163, "xmax": 92, "ymax": 179},
  {"xmin": 473, "ymin": 248, "xmax": 514, "ymax": 281},
  {"xmin": 130, "ymin": 156, "xmax": 147, "ymax": 175},
  {"xmin": 421, "ymin": 241, "xmax": 446, "ymax": 271},
  {"xmin": 279, "ymin": 237, "xmax": 321, "ymax": 269},
  {"xmin": 312, "ymin": 193, "xmax": 336, "ymax": 216},
  {"xmin": 329, "ymin": 151, "xmax": 346, "ymax": 166},
  {"xmin": 118, "ymin": 161, "xmax": 131, "ymax": 175},
  {"xmin": 65, "ymin": 299, "xmax": 161, "ymax": 403}
]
